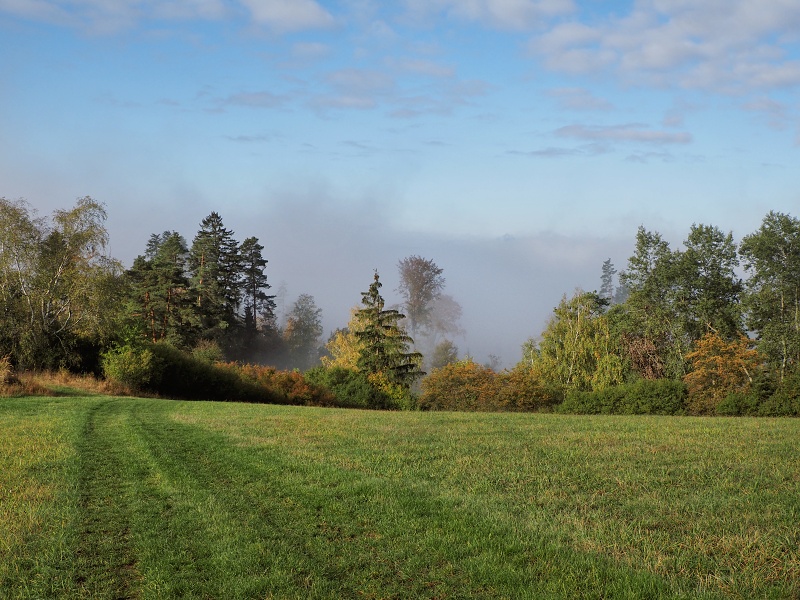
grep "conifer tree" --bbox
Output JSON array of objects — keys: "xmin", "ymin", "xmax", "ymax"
[
  {"xmin": 126, "ymin": 231, "xmax": 196, "ymax": 346},
  {"xmin": 189, "ymin": 212, "xmax": 241, "ymax": 341},
  {"xmin": 239, "ymin": 236, "xmax": 275, "ymax": 333},
  {"xmin": 356, "ymin": 271, "xmax": 423, "ymax": 388}
]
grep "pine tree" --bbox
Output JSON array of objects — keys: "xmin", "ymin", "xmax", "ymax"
[
  {"xmin": 356, "ymin": 271, "xmax": 423, "ymax": 388},
  {"xmin": 126, "ymin": 231, "xmax": 196, "ymax": 347},
  {"xmin": 600, "ymin": 258, "xmax": 617, "ymax": 304}
]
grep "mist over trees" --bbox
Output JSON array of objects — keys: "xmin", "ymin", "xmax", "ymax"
[{"xmin": 1, "ymin": 196, "xmax": 798, "ymax": 416}]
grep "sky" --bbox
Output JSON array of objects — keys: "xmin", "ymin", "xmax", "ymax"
[{"xmin": 2, "ymin": 0, "xmax": 800, "ymax": 366}]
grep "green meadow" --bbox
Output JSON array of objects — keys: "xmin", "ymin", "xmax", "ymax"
[{"xmin": 1, "ymin": 396, "xmax": 798, "ymax": 599}]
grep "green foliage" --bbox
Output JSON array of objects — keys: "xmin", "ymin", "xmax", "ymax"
[
  {"xmin": 558, "ymin": 379, "xmax": 688, "ymax": 415},
  {"xmin": 188, "ymin": 212, "xmax": 243, "ymax": 342},
  {"xmin": 355, "ymin": 271, "xmax": 423, "ymax": 389},
  {"xmin": 740, "ymin": 211, "xmax": 800, "ymax": 380},
  {"xmin": 0, "ymin": 196, "xmax": 123, "ymax": 370},
  {"xmin": 139, "ymin": 343, "xmax": 275, "ymax": 403},
  {"xmin": 716, "ymin": 392, "xmax": 761, "ymax": 416},
  {"xmin": 305, "ymin": 366, "xmax": 395, "ymax": 409},
  {"xmin": 191, "ymin": 339, "xmax": 224, "ymax": 364},
  {"xmin": 101, "ymin": 344, "xmax": 161, "ymax": 391},
  {"xmin": 531, "ymin": 290, "xmax": 623, "ymax": 393}
]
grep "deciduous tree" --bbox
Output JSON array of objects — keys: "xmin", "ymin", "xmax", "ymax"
[
  {"xmin": 740, "ymin": 211, "xmax": 800, "ymax": 381},
  {"xmin": 397, "ymin": 256, "xmax": 445, "ymax": 337},
  {"xmin": 683, "ymin": 332, "xmax": 761, "ymax": 415},
  {"xmin": 283, "ymin": 293, "xmax": 323, "ymax": 370},
  {"xmin": 0, "ymin": 197, "xmax": 121, "ymax": 368}
]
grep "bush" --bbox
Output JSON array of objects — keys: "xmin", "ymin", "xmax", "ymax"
[
  {"xmin": 717, "ymin": 392, "xmax": 760, "ymax": 416},
  {"xmin": 558, "ymin": 379, "xmax": 687, "ymax": 415},
  {"xmin": 305, "ymin": 366, "xmax": 394, "ymax": 409},
  {"xmin": 192, "ymin": 340, "xmax": 224, "ymax": 364},
  {"xmin": 757, "ymin": 371, "xmax": 800, "ymax": 416},
  {"xmin": 101, "ymin": 344, "xmax": 161, "ymax": 391},
  {"xmin": 0, "ymin": 354, "xmax": 14, "ymax": 384},
  {"xmin": 221, "ymin": 363, "xmax": 334, "ymax": 406},
  {"xmin": 419, "ymin": 360, "xmax": 501, "ymax": 411},
  {"xmin": 144, "ymin": 343, "xmax": 277, "ymax": 403},
  {"xmin": 418, "ymin": 360, "xmax": 562, "ymax": 413},
  {"xmin": 629, "ymin": 379, "xmax": 688, "ymax": 415},
  {"xmin": 499, "ymin": 366, "xmax": 563, "ymax": 412}
]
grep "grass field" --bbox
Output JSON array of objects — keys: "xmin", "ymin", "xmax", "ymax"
[{"xmin": 1, "ymin": 396, "xmax": 798, "ymax": 599}]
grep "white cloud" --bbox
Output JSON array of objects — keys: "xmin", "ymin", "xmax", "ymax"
[
  {"xmin": 530, "ymin": 0, "xmax": 800, "ymax": 93},
  {"xmin": 239, "ymin": 0, "xmax": 334, "ymax": 31},
  {"xmin": 0, "ymin": 0, "xmax": 332, "ymax": 32},
  {"xmin": 404, "ymin": 0, "xmax": 575, "ymax": 30}
]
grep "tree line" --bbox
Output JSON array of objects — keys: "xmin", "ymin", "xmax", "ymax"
[{"xmin": 1, "ymin": 195, "xmax": 798, "ymax": 415}]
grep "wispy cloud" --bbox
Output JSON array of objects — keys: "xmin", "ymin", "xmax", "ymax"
[
  {"xmin": 508, "ymin": 142, "xmax": 611, "ymax": 158},
  {"xmin": 547, "ymin": 87, "xmax": 613, "ymax": 111},
  {"xmin": 742, "ymin": 96, "xmax": 793, "ymax": 131},
  {"xmin": 555, "ymin": 123, "xmax": 692, "ymax": 145},
  {"xmin": 403, "ymin": 0, "xmax": 575, "ymax": 30},
  {"xmin": 224, "ymin": 90, "xmax": 287, "ymax": 108}
]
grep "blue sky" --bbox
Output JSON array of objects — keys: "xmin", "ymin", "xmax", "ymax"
[{"xmin": 2, "ymin": 0, "xmax": 800, "ymax": 364}]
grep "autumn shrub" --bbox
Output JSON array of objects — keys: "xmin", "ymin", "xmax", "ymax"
[
  {"xmin": 144, "ymin": 343, "xmax": 274, "ymax": 402},
  {"xmin": 0, "ymin": 354, "xmax": 14, "ymax": 384},
  {"xmin": 101, "ymin": 344, "xmax": 161, "ymax": 391},
  {"xmin": 305, "ymin": 366, "xmax": 393, "ymax": 409},
  {"xmin": 419, "ymin": 359, "xmax": 502, "ymax": 411},
  {"xmin": 499, "ymin": 366, "xmax": 563, "ymax": 411},
  {"xmin": 222, "ymin": 363, "xmax": 334, "ymax": 406}
]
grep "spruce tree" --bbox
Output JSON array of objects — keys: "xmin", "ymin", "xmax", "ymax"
[
  {"xmin": 188, "ymin": 212, "xmax": 241, "ymax": 341},
  {"xmin": 356, "ymin": 271, "xmax": 423, "ymax": 388},
  {"xmin": 239, "ymin": 236, "xmax": 275, "ymax": 333}
]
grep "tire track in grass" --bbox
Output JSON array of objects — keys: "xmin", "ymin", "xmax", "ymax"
[
  {"xmin": 125, "ymin": 402, "xmax": 706, "ymax": 599},
  {"xmin": 74, "ymin": 399, "xmax": 141, "ymax": 599}
]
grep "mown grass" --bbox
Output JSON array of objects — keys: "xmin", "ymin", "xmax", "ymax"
[{"xmin": 1, "ymin": 396, "xmax": 798, "ymax": 599}]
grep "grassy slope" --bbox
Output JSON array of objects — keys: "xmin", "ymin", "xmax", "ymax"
[{"xmin": 1, "ymin": 397, "xmax": 798, "ymax": 599}]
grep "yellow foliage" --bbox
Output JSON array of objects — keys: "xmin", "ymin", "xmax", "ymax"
[{"xmin": 321, "ymin": 307, "xmax": 364, "ymax": 370}]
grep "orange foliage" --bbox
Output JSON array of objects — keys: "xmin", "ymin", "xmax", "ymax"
[
  {"xmin": 683, "ymin": 333, "xmax": 761, "ymax": 415},
  {"xmin": 419, "ymin": 359, "xmax": 560, "ymax": 412},
  {"xmin": 220, "ymin": 362, "xmax": 335, "ymax": 406}
]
